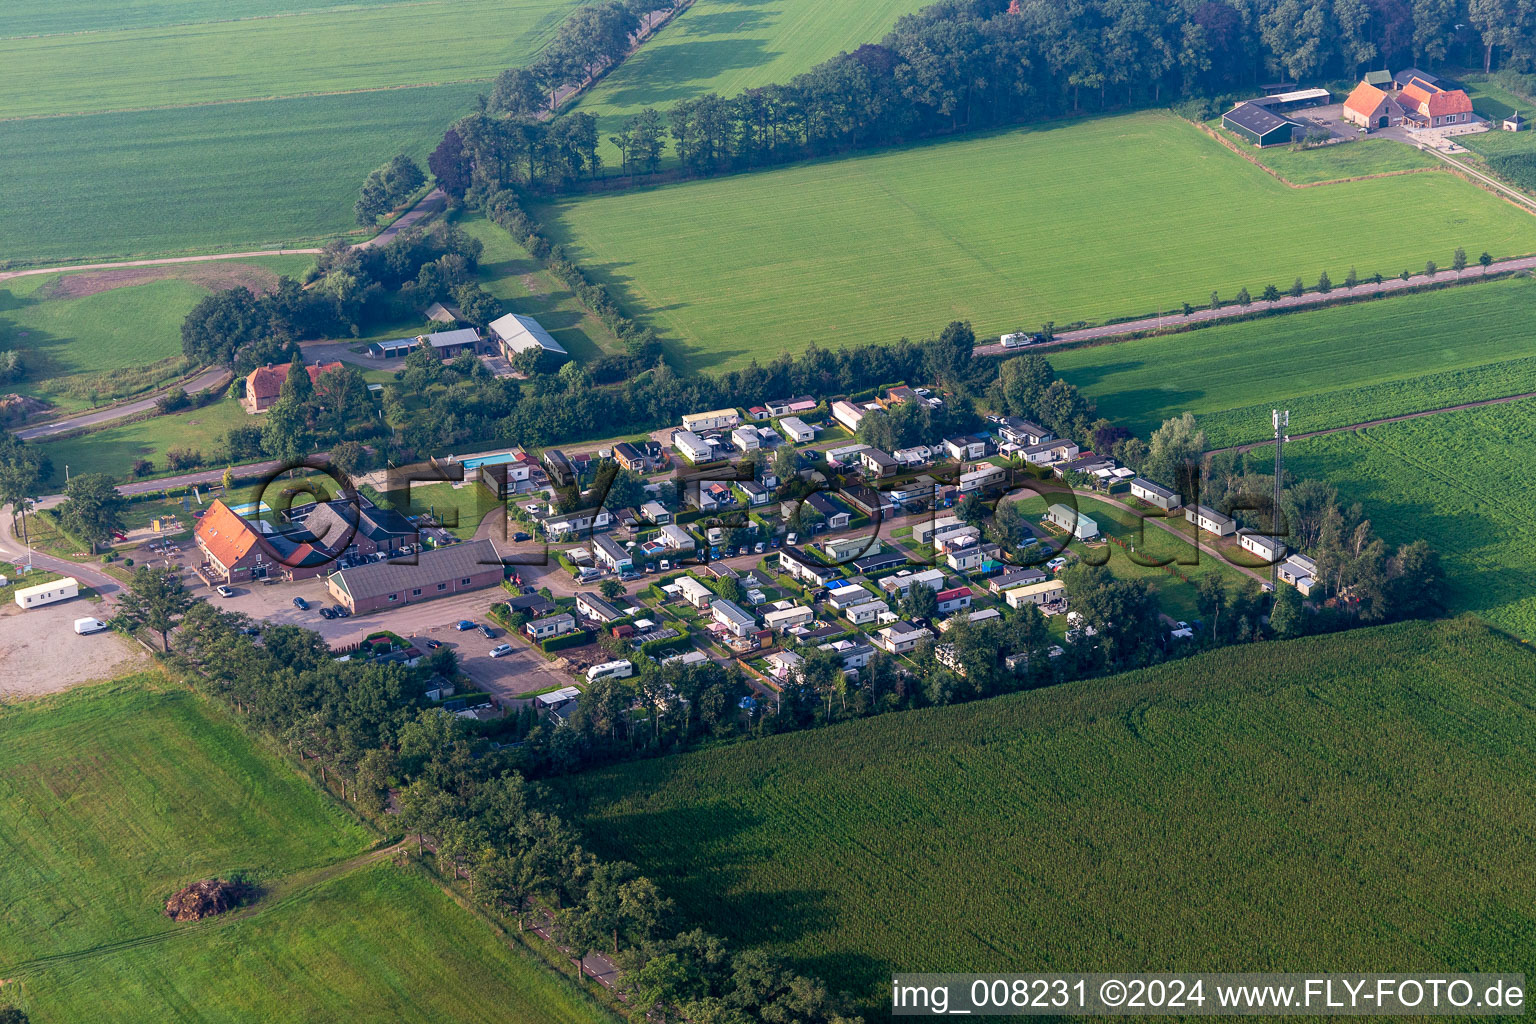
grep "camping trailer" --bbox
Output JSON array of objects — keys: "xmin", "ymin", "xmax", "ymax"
[{"xmin": 14, "ymin": 576, "xmax": 79, "ymax": 610}]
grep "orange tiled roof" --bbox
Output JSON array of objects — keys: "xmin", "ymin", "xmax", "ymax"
[
  {"xmin": 245, "ymin": 361, "xmax": 345, "ymax": 405},
  {"xmin": 1400, "ymin": 81, "xmax": 1436, "ymax": 112},
  {"xmin": 1427, "ymin": 89, "xmax": 1473, "ymax": 116},
  {"xmin": 196, "ymin": 499, "xmax": 259, "ymax": 569},
  {"xmin": 1344, "ymin": 82, "xmax": 1388, "ymax": 119}
]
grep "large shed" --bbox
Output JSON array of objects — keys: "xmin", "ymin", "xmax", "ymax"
[{"xmin": 1222, "ymin": 102, "xmax": 1303, "ymax": 147}]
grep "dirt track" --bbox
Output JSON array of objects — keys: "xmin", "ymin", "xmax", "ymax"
[{"xmin": 1208, "ymin": 389, "xmax": 1536, "ymax": 455}]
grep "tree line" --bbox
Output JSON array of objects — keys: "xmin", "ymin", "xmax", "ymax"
[
  {"xmin": 155, "ymin": 601, "xmax": 864, "ymax": 1023},
  {"xmin": 431, "ymin": 0, "xmax": 1536, "ymax": 197}
]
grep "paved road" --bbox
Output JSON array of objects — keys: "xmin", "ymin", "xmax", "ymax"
[
  {"xmin": 0, "ymin": 510, "xmax": 125, "ymax": 608},
  {"xmin": 17, "ymin": 366, "xmax": 233, "ymax": 440},
  {"xmin": 1423, "ymin": 146, "xmax": 1536, "ymax": 209},
  {"xmin": 973, "ymin": 261, "xmax": 1524, "ymax": 356}
]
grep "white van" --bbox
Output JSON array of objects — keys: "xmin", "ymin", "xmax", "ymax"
[
  {"xmin": 586, "ymin": 659, "xmax": 635, "ymax": 682},
  {"xmin": 73, "ymin": 617, "xmax": 109, "ymax": 635}
]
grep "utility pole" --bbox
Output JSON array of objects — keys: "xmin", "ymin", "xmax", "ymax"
[{"xmin": 1272, "ymin": 409, "xmax": 1289, "ymax": 591}]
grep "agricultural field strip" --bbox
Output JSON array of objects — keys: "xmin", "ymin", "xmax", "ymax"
[
  {"xmin": 538, "ymin": 112, "xmax": 1536, "ymax": 370},
  {"xmin": 0, "ymin": 0, "xmax": 588, "ymax": 120},
  {"xmin": 5, "ymin": 0, "xmax": 434, "ymax": 37}
]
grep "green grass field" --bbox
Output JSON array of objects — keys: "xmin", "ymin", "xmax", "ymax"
[
  {"xmin": 0, "ymin": 0, "xmax": 585, "ymax": 119},
  {"xmin": 1046, "ymin": 275, "xmax": 1536, "ymax": 447},
  {"xmin": 0, "ymin": 679, "xmax": 615, "ymax": 1024},
  {"xmin": 458, "ymin": 212, "xmax": 624, "ymax": 362},
  {"xmin": 38, "ymin": 398, "xmax": 253, "ymax": 484},
  {"xmin": 1, "ymin": 257, "xmax": 312, "ymax": 410},
  {"xmin": 7, "ymin": 0, "xmax": 431, "ymax": 36},
  {"xmin": 572, "ymin": 0, "xmax": 930, "ymax": 170},
  {"xmin": 0, "ymin": 83, "xmax": 486, "ymax": 264},
  {"xmin": 1284, "ymin": 400, "xmax": 1536, "ymax": 640},
  {"xmin": 1234, "ymin": 134, "xmax": 1441, "ymax": 183},
  {"xmin": 556, "ymin": 619, "xmax": 1536, "ymax": 1008},
  {"xmin": 536, "ymin": 111, "xmax": 1536, "ymax": 371},
  {"xmin": 0, "ymin": 680, "xmax": 370, "ymax": 964}
]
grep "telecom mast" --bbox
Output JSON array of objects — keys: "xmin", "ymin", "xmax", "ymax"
[{"xmin": 1272, "ymin": 409, "xmax": 1289, "ymax": 589}]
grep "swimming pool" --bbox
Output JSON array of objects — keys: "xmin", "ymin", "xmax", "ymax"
[{"xmin": 458, "ymin": 452, "xmax": 516, "ymax": 471}]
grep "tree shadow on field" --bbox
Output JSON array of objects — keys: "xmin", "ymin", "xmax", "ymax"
[
  {"xmin": 1054, "ymin": 359, "xmax": 1144, "ymax": 389},
  {"xmin": 604, "ymin": 38, "xmax": 778, "ymax": 108}
]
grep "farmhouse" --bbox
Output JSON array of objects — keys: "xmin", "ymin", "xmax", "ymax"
[
  {"xmin": 488, "ymin": 312, "xmax": 567, "ymax": 361},
  {"xmin": 682, "ymin": 408, "xmax": 739, "ymax": 433},
  {"xmin": 241, "ymin": 361, "xmax": 344, "ymax": 414},
  {"xmin": 779, "ymin": 416, "xmax": 814, "ymax": 443},
  {"xmin": 526, "ymin": 611, "xmax": 577, "ymax": 640},
  {"xmin": 1222, "ymin": 102, "xmax": 1303, "ymax": 147},
  {"xmin": 1005, "ymin": 580, "xmax": 1067, "ymax": 611},
  {"xmin": 327, "ymin": 538, "xmax": 504, "ymax": 615},
  {"xmin": 1044, "ymin": 503, "xmax": 1100, "ymax": 541},
  {"xmin": 1397, "ymin": 75, "xmax": 1475, "ymax": 127},
  {"xmin": 672, "ymin": 430, "xmax": 714, "ymax": 464},
  {"xmin": 1186, "ymin": 504, "xmax": 1236, "ymax": 537},
  {"xmin": 710, "ymin": 598, "xmax": 757, "ymax": 637},
  {"xmin": 1129, "ymin": 477, "xmax": 1181, "ymax": 511},
  {"xmin": 194, "ymin": 500, "xmax": 277, "ymax": 583},
  {"xmin": 1342, "ymin": 82, "xmax": 1405, "ymax": 129}
]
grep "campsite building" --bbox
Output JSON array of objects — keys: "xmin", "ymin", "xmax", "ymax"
[
  {"xmin": 489, "ymin": 313, "xmax": 567, "ymax": 361},
  {"xmin": 327, "ymin": 539, "xmax": 504, "ymax": 615},
  {"xmin": 1222, "ymin": 102, "xmax": 1303, "ymax": 147}
]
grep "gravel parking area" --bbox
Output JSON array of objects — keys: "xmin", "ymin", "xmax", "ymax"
[{"xmin": 0, "ymin": 600, "xmax": 151, "ymax": 698}]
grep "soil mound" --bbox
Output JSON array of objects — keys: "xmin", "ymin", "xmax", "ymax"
[{"xmin": 164, "ymin": 878, "xmax": 253, "ymax": 921}]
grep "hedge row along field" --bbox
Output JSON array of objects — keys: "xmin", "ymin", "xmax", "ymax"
[
  {"xmin": 0, "ymin": 679, "xmax": 613, "ymax": 1024},
  {"xmin": 1047, "ymin": 275, "xmax": 1536, "ymax": 447},
  {"xmin": 570, "ymin": 0, "xmax": 932, "ymax": 171},
  {"xmin": 1283, "ymin": 401, "xmax": 1536, "ymax": 640},
  {"xmin": 535, "ymin": 111, "xmax": 1536, "ymax": 371},
  {"xmin": 555, "ymin": 620, "xmax": 1536, "ymax": 1009}
]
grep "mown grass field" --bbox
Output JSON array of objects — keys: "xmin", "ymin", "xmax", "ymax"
[
  {"xmin": 0, "ymin": 680, "xmax": 369, "ymax": 963},
  {"xmin": 1047, "ymin": 275, "xmax": 1536, "ymax": 446},
  {"xmin": 0, "ymin": 0, "xmax": 587, "ymax": 119},
  {"xmin": 572, "ymin": 0, "xmax": 930, "ymax": 170},
  {"xmin": 0, "ymin": 679, "xmax": 616, "ymax": 1024},
  {"xmin": 7, "ymin": 0, "xmax": 429, "ymax": 36},
  {"xmin": 38, "ymin": 398, "xmax": 253, "ymax": 484},
  {"xmin": 537, "ymin": 111, "xmax": 1536, "ymax": 371},
  {"xmin": 0, "ymin": 83, "xmax": 485, "ymax": 264},
  {"xmin": 557, "ymin": 620, "xmax": 1536, "ymax": 1008},
  {"xmin": 1, "ymin": 257, "xmax": 313, "ymax": 411},
  {"xmin": 1284, "ymin": 401, "xmax": 1536, "ymax": 640},
  {"xmin": 1236, "ymin": 135, "xmax": 1441, "ymax": 183},
  {"xmin": 458, "ymin": 212, "xmax": 624, "ymax": 362}
]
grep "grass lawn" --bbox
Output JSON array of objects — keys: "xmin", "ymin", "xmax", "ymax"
[
  {"xmin": 0, "ymin": 0, "xmax": 585, "ymax": 119},
  {"xmin": 1283, "ymin": 399, "xmax": 1536, "ymax": 640},
  {"xmin": 38, "ymin": 398, "xmax": 252, "ymax": 485},
  {"xmin": 1046, "ymin": 274, "xmax": 1536, "ymax": 447},
  {"xmin": 0, "ymin": 84, "xmax": 486, "ymax": 265},
  {"xmin": 1228, "ymin": 133, "xmax": 1442, "ymax": 183},
  {"xmin": 555, "ymin": 619, "xmax": 1536, "ymax": 1010},
  {"xmin": 0, "ymin": 679, "xmax": 370, "ymax": 964},
  {"xmin": 385, "ymin": 480, "xmax": 503, "ymax": 539},
  {"xmin": 0, "ymin": 257, "xmax": 313, "ymax": 411},
  {"xmin": 536, "ymin": 111, "xmax": 1536, "ymax": 372},
  {"xmin": 572, "ymin": 0, "xmax": 930, "ymax": 171},
  {"xmin": 14, "ymin": 863, "xmax": 616, "ymax": 1024},
  {"xmin": 458, "ymin": 212, "xmax": 624, "ymax": 362}
]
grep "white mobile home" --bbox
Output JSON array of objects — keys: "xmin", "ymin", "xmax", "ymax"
[
  {"xmin": 1044, "ymin": 503, "xmax": 1099, "ymax": 541},
  {"xmin": 779, "ymin": 416, "xmax": 814, "ymax": 443},
  {"xmin": 672, "ymin": 430, "xmax": 714, "ymax": 464},
  {"xmin": 14, "ymin": 576, "xmax": 79, "ymax": 609},
  {"xmin": 682, "ymin": 408, "xmax": 739, "ymax": 432}
]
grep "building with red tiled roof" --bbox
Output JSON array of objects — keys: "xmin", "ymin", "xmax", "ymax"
[
  {"xmin": 241, "ymin": 361, "xmax": 345, "ymax": 414},
  {"xmin": 194, "ymin": 500, "xmax": 268, "ymax": 583},
  {"xmin": 1342, "ymin": 82, "xmax": 1404, "ymax": 129}
]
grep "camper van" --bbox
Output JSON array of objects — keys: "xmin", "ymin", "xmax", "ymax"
[
  {"xmin": 1000, "ymin": 332, "xmax": 1038, "ymax": 348},
  {"xmin": 586, "ymin": 659, "xmax": 635, "ymax": 683}
]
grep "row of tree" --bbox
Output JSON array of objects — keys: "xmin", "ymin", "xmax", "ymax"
[
  {"xmin": 151, "ymin": 600, "xmax": 860, "ymax": 1023},
  {"xmin": 437, "ymin": 0, "xmax": 1536, "ymax": 196}
]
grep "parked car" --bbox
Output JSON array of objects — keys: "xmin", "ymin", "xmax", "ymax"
[
  {"xmin": 292, "ymin": 597, "xmax": 309, "ymax": 610},
  {"xmin": 514, "ymin": 531, "xmax": 532, "ymax": 542},
  {"xmin": 419, "ymin": 637, "xmax": 442, "ymax": 649},
  {"xmin": 455, "ymin": 620, "xmax": 475, "ymax": 631},
  {"xmin": 754, "ymin": 542, "xmax": 765, "ymax": 554},
  {"xmin": 332, "ymin": 604, "xmax": 349, "ymax": 618},
  {"xmin": 489, "ymin": 644, "xmax": 514, "ymax": 658},
  {"xmin": 1046, "ymin": 557, "xmax": 1068, "ymax": 573},
  {"xmin": 319, "ymin": 606, "xmax": 336, "ymax": 619},
  {"xmin": 215, "ymin": 585, "xmax": 234, "ymax": 598},
  {"xmin": 479, "ymin": 624, "xmax": 497, "ymax": 639}
]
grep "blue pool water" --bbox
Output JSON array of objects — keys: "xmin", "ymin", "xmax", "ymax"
[{"xmin": 459, "ymin": 452, "xmax": 516, "ymax": 471}]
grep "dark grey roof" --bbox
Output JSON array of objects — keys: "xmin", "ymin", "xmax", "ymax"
[
  {"xmin": 507, "ymin": 593, "xmax": 555, "ymax": 615},
  {"xmin": 1394, "ymin": 67, "xmax": 1440, "ymax": 88},
  {"xmin": 333, "ymin": 539, "xmax": 502, "ymax": 601},
  {"xmin": 851, "ymin": 550, "xmax": 909, "ymax": 573},
  {"xmin": 1131, "ymin": 477, "xmax": 1178, "ymax": 500},
  {"xmin": 576, "ymin": 592, "xmax": 624, "ymax": 621},
  {"xmin": 1223, "ymin": 101, "xmax": 1302, "ymax": 136},
  {"xmin": 303, "ymin": 499, "xmax": 416, "ymax": 551}
]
